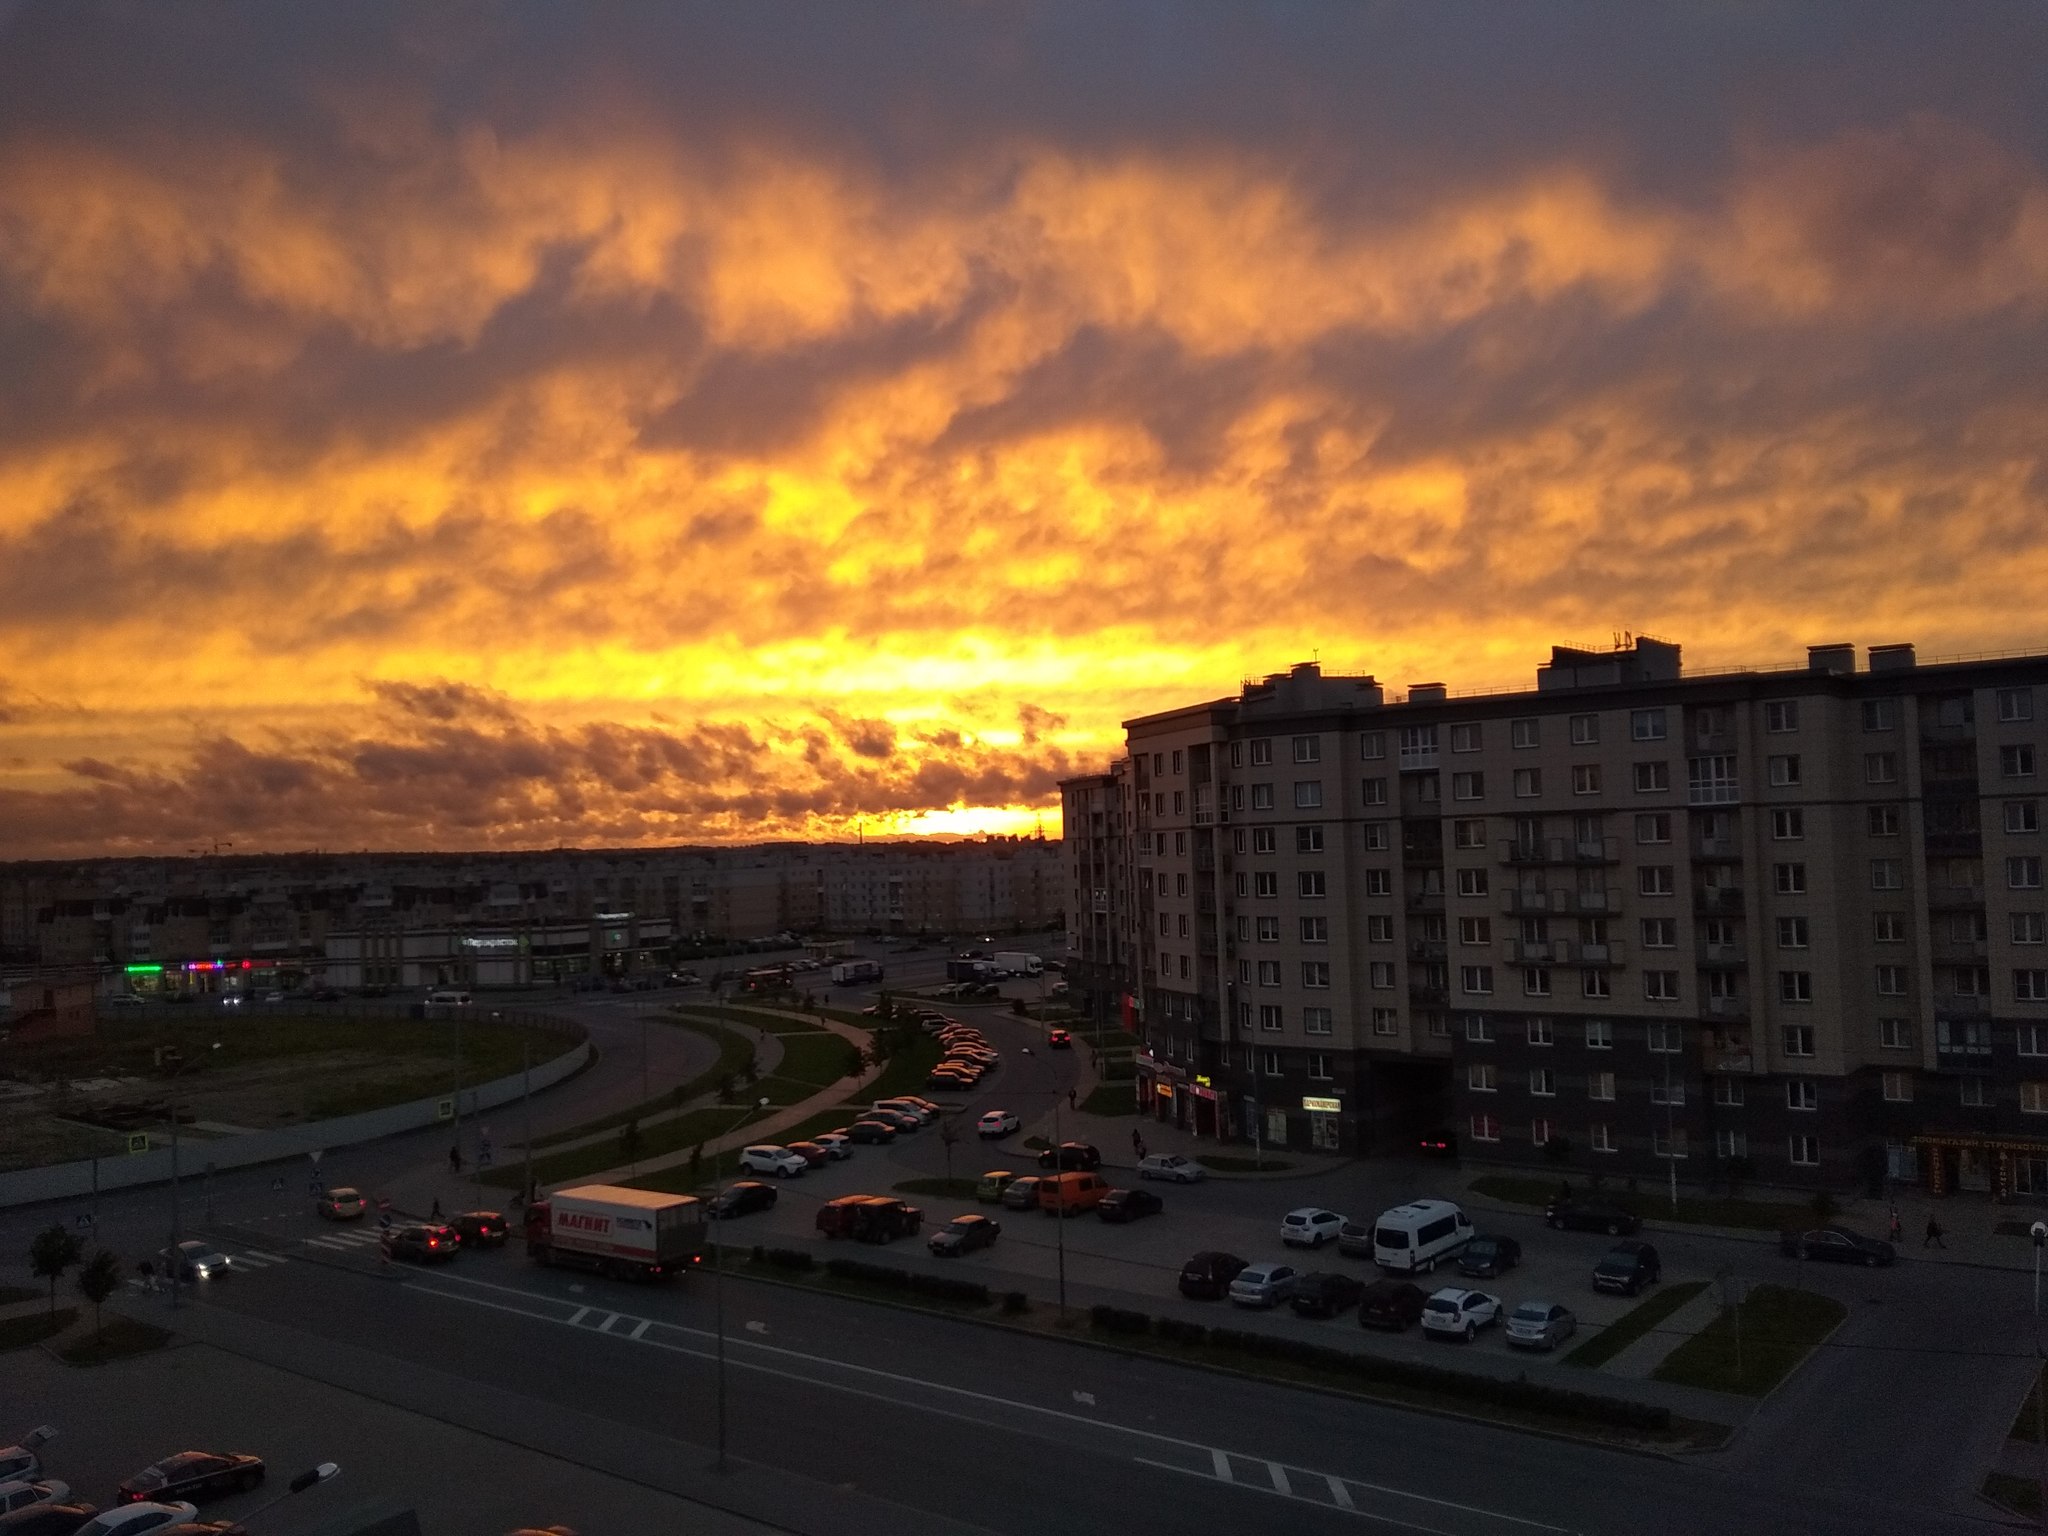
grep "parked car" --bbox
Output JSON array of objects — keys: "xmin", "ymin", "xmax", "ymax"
[
  {"xmin": 929, "ymin": 1214, "xmax": 1001, "ymax": 1256},
  {"xmin": 865, "ymin": 1109, "xmax": 922, "ymax": 1134},
  {"xmin": 1337, "ymin": 1218, "xmax": 1375, "ymax": 1259},
  {"xmin": 999, "ymin": 1176, "xmax": 1046, "ymax": 1212},
  {"xmin": 813, "ymin": 1133, "xmax": 854, "ymax": 1160},
  {"xmin": 898, "ymin": 1096, "xmax": 942, "ymax": 1115},
  {"xmin": 977, "ymin": 1111, "xmax": 1020, "ymax": 1139},
  {"xmin": 381, "ymin": 1224, "xmax": 457, "ymax": 1264},
  {"xmin": 1136, "ymin": 1153, "xmax": 1207, "ymax": 1184},
  {"xmin": 158, "ymin": 1242, "xmax": 234, "ymax": 1282},
  {"xmin": 1228, "ymin": 1262, "xmax": 1301, "ymax": 1309},
  {"xmin": 1178, "ymin": 1251, "xmax": 1249, "ymax": 1300},
  {"xmin": 1097, "ymin": 1188, "xmax": 1164, "ymax": 1224},
  {"xmin": 0, "ymin": 1503, "xmax": 99, "ymax": 1536},
  {"xmin": 448, "ymin": 1211, "xmax": 507, "ymax": 1248},
  {"xmin": 1546, "ymin": 1199, "xmax": 1641, "ymax": 1236},
  {"xmin": 0, "ymin": 1430, "xmax": 55, "ymax": 1487},
  {"xmin": 116, "ymin": 1453, "xmax": 263, "ymax": 1506},
  {"xmin": 1505, "ymin": 1300, "xmax": 1578, "ymax": 1351},
  {"xmin": 315, "ymin": 1187, "xmax": 365, "ymax": 1221},
  {"xmin": 73, "ymin": 1506, "xmax": 198, "ymax": 1536},
  {"xmin": 1046, "ymin": 1028, "xmax": 1072, "ymax": 1048},
  {"xmin": 1290, "ymin": 1272, "xmax": 1367, "ymax": 1319},
  {"xmin": 815, "ymin": 1196, "xmax": 923, "ymax": 1243},
  {"xmin": 1280, "ymin": 1208, "xmax": 1345, "ymax": 1249},
  {"xmin": 1592, "ymin": 1240, "xmax": 1662, "ymax": 1296},
  {"xmin": 1357, "ymin": 1279, "xmax": 1428, "ymax": 1332},
  {"xmin": 928, "ymin": 1069, "xmax": 978, "ymax": 1090},
  {"xmin": 844, "ymin": 1120, "xmax": 898, "ymax": 1145},
  {"xmin": 975, "ymin": 1169, "xmax": 1017, "ymax": 1203},
  {"xmin": 1036, "ymin": 1142, "xmax": 1102, "ymax": 1171},
  {"xmin": 1782, "ymin": 1225, "xmax": 1896, "ymax": 1266},
  {"xmin": 1415, "ymin": 1131, "xmax": 1458, "ymax": 1159},
  {"xmin": 873, "ymin": 1099, "xmax": 934, "ymax": 1124},
  {"xmin": 0, "ymin": 1487, "xmax": 66, "ymax": 1520},
  {"xmin": 738, "ymin": 1146, "xmax": 810, "ymax": 1178},
  {"xmin": 707, "ymin": 1181, "xmax": 778, "ymax": 1219},
  {"xmin": 1457, "ymin": 1235, "xmax": 1522, "ymax": 1278},
  {"xmin": 1420, "ymin": 1287, "xmax": 1502, "ymax": 1341},
  {"xmin": 784, "ymin": 1141, "xmax": 832, "ymax": 1168}
]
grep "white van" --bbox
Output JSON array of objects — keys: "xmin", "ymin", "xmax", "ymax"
[
  {"xmin": 425, "ymin": 989, "xmax": 472, "ymax": 1007},
  {"xmin": 1370, "ymin": 1199, "xmax": 1473, "ymax": 1275}
]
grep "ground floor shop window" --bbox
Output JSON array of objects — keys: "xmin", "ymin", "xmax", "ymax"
[
  {"xmin": 2017, "ymin": 1156, "xmax": 2048, "ymax": 1198},
  {"xmin": 1309, "ymin": 1112, "xmax": 1340, "ymax": 1150}
]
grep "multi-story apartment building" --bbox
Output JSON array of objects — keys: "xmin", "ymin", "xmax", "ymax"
[
  {"xmin": 1061, "ymin": 761, "xmax": 1137, "ymax": 1033},
  {"xmin": 1065, "ymin": 637, "xmax": 2048, "ymax": 1196}
]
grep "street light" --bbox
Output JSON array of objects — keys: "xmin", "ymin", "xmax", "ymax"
[
  {"xmin": 1019, "ymin": 1047, "xmax": 1069, "ymax": 1318},
  {"xmin": 713, "ymin": 1095, "xmax": 771, "ymax": 1474}
]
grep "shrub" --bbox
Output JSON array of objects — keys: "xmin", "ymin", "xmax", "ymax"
[
  {"xmin": 1156, "ymin": 1317, "xmax": 1208, "ymax": 1346},
  {"xmin": 1002, "ymin": 1290, "xmax": 1030, "ymax": 1314},
  {"xmin": 1088, "ymin": 1303, "xmax": 1151, "ymax": 1335},
  {"xmin": 764, "ymin": 1248, "xmax": 815, "ymax": 1271}
]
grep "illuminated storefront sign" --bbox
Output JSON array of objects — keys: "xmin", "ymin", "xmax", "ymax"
[
  {"xmin": 1301, "ymin": 1096, "xmax": 1342, "ymax": 1114},
  {"xmin": 460, "ymin": 936, "xmax": 522, "ymax": 949}
]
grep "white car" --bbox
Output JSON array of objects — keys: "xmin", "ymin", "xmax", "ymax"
[
  {"xmin": 738, "ymin": 1146, "xmax": 809, "ymax": 1179},
  {"xmin": 1136, "ymin": 1153, "xmax": 1207, "ymax": 1184},
  {"xmin": 813, "ymin": 1133, "xmax": 854, "ymax": 1160},
  {"xmin": 1227, "ymin": 1262, "xmax": 1301, "ymax": 1308},
  {"xmin": 0, "ymin": 1428, "xmax": 55, "ymax": 1485},
  {"xmin": 0, "ymin": 1480, "xmax": 68, "ymax": 1516},
  {"xmin": 76, "ymin": 1504, "xmax": 200, "ymax": 1536},
  {"xmin": 1280, "ymin": 1207, "xmax": 1346, "ymax": 1248},
  {"xmin": 873, "ymin": 1099, "xmax": 934, "ymax": 1123},
  {"xmin": 1421, "ymin": 1287, "xmax": 1502, "ymax": 1341},
  {"xmin": 977, "ymin": 1110, "xmax": 1020, "ymax": 1139}
]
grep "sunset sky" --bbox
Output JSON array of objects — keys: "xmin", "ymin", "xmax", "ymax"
[{"xmin": 2, "ymin": 3, "xmax": 2045, "ymax": 858}]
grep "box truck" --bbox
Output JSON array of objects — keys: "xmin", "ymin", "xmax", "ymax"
[
  {"xmin": 523, "ymin": 1184, "xmax": 705, "ymax": 1281},
  {"xmin": 831, "ymin": 959, "xmax": 884, "ymax": 985},
  {"xmin": 993, "ymin": 952, "xmax": 1043, "ymax": 977}
]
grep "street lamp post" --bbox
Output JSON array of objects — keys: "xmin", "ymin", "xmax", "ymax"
[
  {"xmin": 714, "ymin": 1095, "xmax": 771, "ymax": 1474},
  {"xmin": 1021, "ymin": 1048, "xmax": 1068, "ymax": 1318}
]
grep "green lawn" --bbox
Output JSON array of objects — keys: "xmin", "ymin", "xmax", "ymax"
[
  {"xmin": 488, "ymin": 1085, "xmax": 774, "ymax": 1187},
  {"xmin": 525, "ymin": 1018, "xmax": 754, "ymax": 1151},
  {"xmin": 771, "ymin": 1030, "xmax": 862, "ymax": 1087},
  {"xmin": 1082, "ymin": 1084, "xmax": 1138, "ymax": 1116},
  {"xmin": 0, "ymin": 1309, "xmax": 76, "ymax": 1351},
  {"xmin": 2007, "ymin": 1361, "xmax": 2048, "ymax": 1442},
  {"xmin": 1563, "ymin": 1281, "xmax": 1709, "ymax": 1369},
  {"xmin": 62, "ymin": 1315, "xmax": 173, "ymax": 1366},
  {"xmin": 1467, "ymin": 1174, "xmax": 1806, "ymax": 1233},
  {"xmin": 1198, "ymin": 1153, "xmax": 1296, "ymax": 1173},
  {"xmin": 1652, "ymin": 1285, "xmax": 1846, "ymax": 1395},
  {"xmin": 861, "ymin": 1036, "xmax": 944, "ymax": 1102}
]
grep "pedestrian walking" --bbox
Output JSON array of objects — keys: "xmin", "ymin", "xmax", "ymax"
[
  {"xmin": 448, "ymin": 1144, "xmax": 462, "ymax": 1174},
  {"xmin": 1132, "ymin": 1130, "xmax": 1147, "ymax": 1161},
  {"xmin": 1068, "ymin": 1087, "xmax": 1077, "ymax": 1111},
  {"xmin": 431, "ymin": 1196, "xmax": 442, "ymax": 1220},
  {"xmin": 1888, "ymin": 1206, "xmax": 1903, "ymax": 1245},
  {"xmin": 1924, "ymin": 1215, "xmax": 1946, "ymax": 1249}
]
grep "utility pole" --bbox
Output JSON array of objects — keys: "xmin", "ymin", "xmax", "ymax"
[
  {"xmin": 521, "ymin": 1033, "xmax": 533, "ymax": 1206},
  {"xmin": 1664, "ymin": 1049, "xmax": 1679, "ymax": 1214},
  {"xmin": 168, "ymin": 1101, "xmax": 182, "ymax": 1312}
]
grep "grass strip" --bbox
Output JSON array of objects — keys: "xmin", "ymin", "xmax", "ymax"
[
  {"xmin": 1198, "ymin": 1154, "xmax": 1297, "ymax": 1174},
  {"xmin": 1563, "ymin": 1280, "xmax": 1708, "ymax": 1369},
  {"xmin": 1652, "ymin": 1284, "xmax": 1845, "ymax": 1395},
  {"xmin": 1984, "ymin": 1473, "xmax": 2039, "ymax": 1517},
  {"xmin": 1082, "ymin": 1084, "xmax": 1138, "ymax": 1116},
  {"xmin": 0, "ymin": 1285, "xmax": 39, "ymax": 1305},
  {"xmin": 0, "ymin": 1308, "xmax": 76, "ymax": 1351},
  {"xmin": 62, "ymin": 1315, "xmax": 173, "ymax": 1366},
  {"xmin": 893, "ymin": 1178, "xmax": 981, "ymax": 1200},
  {"xmin": 525, "ymin": 1017, "xmax": 754, "ymax": 1152},
  {"xmin": 1467, "ymin": 1174, "xmax": 1806, "ymax": 1234},
  {"xmin": 2007, "ymin": 1361, "xmax": 2048, "ymax": 1443}
]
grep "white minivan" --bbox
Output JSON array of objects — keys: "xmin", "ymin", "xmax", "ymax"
[
  {"xmin": 1370, "ymin": 1199, "xmax": 1473, "ymax": 1275},
  {"xmin": 425, "ymin": 989, "xmax": 472, "ymax": 1007}
]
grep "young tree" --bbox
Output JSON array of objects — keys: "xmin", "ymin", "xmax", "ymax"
[
  {"xmin": 938, "ymin": 1112, "xmax": 962, "ymax": 1186},
  {"xmin": 843, "ymin": 1045, "xmax": 865, "ymax": 1081},
  {"xmin": 77, "ymin": 1249, "xmax": 122, "ymax": 1345},
  {"xmin": 29, "ymin": 1224, "xmax": 83, "ymax": 1319}
]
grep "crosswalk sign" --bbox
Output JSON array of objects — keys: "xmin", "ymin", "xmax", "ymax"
[{"xmin": 126, "ymin": 1133, "xmax": 149, "ymax": 1154}]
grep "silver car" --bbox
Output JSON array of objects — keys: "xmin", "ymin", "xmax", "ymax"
[
  {"xmin": 1227, "ymin": 1262, "xmax": 1301, "ymax": 1308},
  {"xmin": 1505, "ymin": 1300, "xmax": 1578, "ymax": 1351}
]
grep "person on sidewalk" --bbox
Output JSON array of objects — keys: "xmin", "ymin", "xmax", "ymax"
[
  {"xmin": 1132, "ymin": 1130, "xmax": 1148, "ymax": 1162},
  {"xmin": 1924, "ymin": 1215, "xmax": 1947, "ymax": 1249},
  {"xmin": 431, "ymin": 1196, "xmax": 443, "ymax": 1220},
  {"xmin": 1068, "ymin": 1087, "xmax": 1077, "ymax": 1111},
  {"xmin": 1888, "ymin": 1205, "xmax": 1903, "ymax": 1245},
  {"xmin": 448, "ymin": 1144, "xmax": 462, "ymax": 1175}
]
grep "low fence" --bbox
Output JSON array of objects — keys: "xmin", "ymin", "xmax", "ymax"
[{"xmin": 0, "ymin": 1011, "xmax": 590, "ymax": 1209}]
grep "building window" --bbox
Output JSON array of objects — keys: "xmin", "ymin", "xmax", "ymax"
[
  {"xmin": 1632, "ymin": 709, "xmax": 1668, "ymax": 742},
  {"xmin": 2005, "ymin": 745, "xmax": 2037, "ymax": 779},
  {"xmin": 2001, "ymin": 688, "xmax": 2036, "ymax": 724},
  {"xmin": 1367, "ymin": 1008, "xmax": 1395, "ymax": 1036},
  {"xmin": 1296, "ymin": 825, "xmax": 1325, "ymax": 855},
  {"xmin": 1294, "ymin": 781, "xmax": 1324, "ymax": 810},
  {"xmin": 1452, "ymin": 818, "xmax": 1487, "ymax": 850},
  {"xmin": 1774, "ymin": 861, "xmax": 1808, "ymax": 895},
  {"xmin": 1634, "ymin": 812, "xmax": 1671, "ymax": 844},
  {"xmin": 1714, "ymin": 1077, "xmax": 1745, "ymax": 1106},
  {"xmin": 1251, "ymin": 783, "xmax": 1275, "ymax": 810},
  {"xmin": 1459, "ymin": 916, "xmax": 1492, "ymax": 945},
  {"xmin": 1367, "ymin": 914, "xmax": 1394, "ymax": 942},
  {"xmin": 2016, "ymin": 913, "xmax": 2046, "ymax": 945},
  {"xmin": 1875, "ymin": 964, "xmax": 1907, "ymax": 996},
  {"xmin": 1362, "ymin": 777, "xmax": 1388, "ymax": 807},
  {"xmin": 1249, "ymin": 739, "xmax": 1273, "ymax": 766},
  {"xmin": 1300, "ymin": 916, "xmax": 1329, "ymax": 944},
  {"xmin": 1879, "ymin": 1018, "xmax": 1912, "ymax": 1050},
  {"xmin": 1253, "ymin": 827, "xmax": 1277, "ymax": 854},
  {"xmin": 2019, "ymin": 971, "xmax": 2048, "ymax": 1003},
  {"xmin": 1256, "ymin": 916, "xmax": 1280, "ymax": 942},
  {"xmin": 1863, "ymin": 752, "xmax": 1898, "ymax": 785},
  {"xmin": 1470, "ymin": 1113, "xmax": 1501, "ymax": 1143},
  {"xmin": 1768, "ymin": 754, "xmax": 1802, "ymax": 787},
  {"xmin": 1465, "ymin": 1014, "xmax": 1494, "ymax": 1043},
  {"xmin": 1590, "ymin": 1122, "xmax": 1617, "ymax": 1153},
  {"xmin": 1457, "ymin": 868, "xmax": 1490, "ymax": 898},
  {"xmin": 1363, "ymin": 820, "xmax": 1390, "ymax": 851},
  {"xmin": 1530, "ymin": 1067, "xmax": 1556, "ymax": 1097},
  {"xmin": 1873, "ymin": 912, "xmax": 1904, "ymax": 943},
  {"xmin": 1765, "ymin": 700, "xmax": 1799, "ymax": 733},
  {"xmin": 1178, "ymin": 954, "xmax": 1191, "ymax": 979},
  {"xmin": 1715, "ymin": 1130, "xmax": 1748, "ymax": 1160},
  {"xmin": 1360, "ymin": 731, "xmax": 1385, "ymax": 761},
  {"xmin": 1302, "ymin": 961, "xmax": 1331, "ymax": 989},
  {"xmin": 1236, "ymin": 916, "xmax": 1253, "ymax": 941},
  {"xmin": 1961, "ymin": 1077, "xmax": 1989, "ymax": 1108},
  {"xmin": 1307, "ymin": 1053, "xmax": 1332, "ymax": 1080},
  {"xmin": 1780, "ymin": 973, "xmax": 1813, "ymax": 1005},
  {"xmin": 1862, "ymin": 699, "xmax": 1897, "ymax": 732},
  {"xmin": 2008, "ymin": 801, "xmax": 2041, "ymax": 835},
  {"xmin": 1260, "ymin": 1050, "xmax": 1282, "ymax": 1075},
  {"xmin": 1653, "ymin": 1128, "xmax": 1688, "ymax": 1160},
  {"xmin": 1571, "ymin": 764, "xmax": 1601, "ymax": 796},
  {"xmin": 1468, "ymin": 1063, "xmax": 1498, "ymax": 1092},
  {"xmin": 1523, "ymin": 968, "xmax": 1551, "ymax": 997},
  {"xmin": 1875, "ymin": 1071, "xmax": 1912, "ymax": 1104},
  {"xmin": 1527, "ymin": 1018, "xmax": 1553, "ymax": 1046},
  {"xmin": 1647, "ymin": 1021, "xmax": 1683, "ymax": 1052},
  {"xmin": 1640, "ymin": 917, "xmax": 1676, "ymax": 948},
  {"xmin": 1258, "ymin": 1005, "xmax": 1283, "ymax": 1031},
  {"xmin": 1589, "ymin": 1071, "xmax": 1616, "ymax": 1101},
  {"xmin": 1771, "ymin": 808, "xmax": 1805, "ymax": 840},
  {"xmin": 1368, "ymin": 961, "xmax": 1395, "ymax": 988},
  {"xmin": 1651, "ymin": 1078, "xmax": 1686, "ymax": 1107},
  {"xmin": 1292, "ymin": 735, "xmax": 1322, "ymax": 765},
  {"xmin": 1364, "ymin": 869, "xmax": 1392, "ymax": 896},
  {"xmin": 1582, "ymin": 969, "xmax": 1611, "ymax": 998},
  {"xmin": 1513, "ymin": 768, "xmax": 1542, "ymax": 798},
  {"xmin": 2012, "ymin": 856, "xmax": 2044, "ymax": 891},
  {"xmin": 1867, "ymin": 805, "xmax": 1901, "ymax": 837},
  {"xmin": 1637, "ymin": 865, "xmax": 1673, "ymax": 897},
  {"xmin": 1789, "ymin": 1135, "xmax": 1820, "ymax": 1166},
  {"xmin": 1787, "ymin": 1080, "xmax": 1818, "ymax": 1111},
  {"xmin": 1531, "ymin": 1118, "xmax": 1555, "ymax": 1147},
  {"xmin": 1450, "ymin": 723, "xmax": 1482, "ymax": 753},
  {"xmin": 1586, "ymin": 1019, "xmax": 1614, "ymax": 1049},
  {"xmin": 1563, "ymin": 714, "xmax": 1598, "ymax": 747},
  {"xmin": 1257, "ymin": 960, "xmax": 1282, "ymax": 986},
  {"xmin": 1453, "ymin": 772, "xmax": 1485, "ymax": 801},
  {"xmin": 1298, "ymin": 870, "xmax": 1328, "ymax": 898},
  {"xmin": 1778, "ymin": 915, "xmax": 1810, "ymax": 948},
  {"xmin": 1254, "ymin": 872, "xmax": 1279, "ymax": 898},
  {"xmin": 1864, "ymin": 858, "xmax": 1901, "ymax": 891},
  {"xmin": 1174, "ymin": 832, "xmax": 1188, "ymax": 856},
  {"xmin": 2025, "ymin": 1083, "xmax": 2048, "ymax": 1116},
  {"xmin": 1229, "ymin": 743, "xmax": 1243, "ymax": 769},
  {"xmin": 1633, "ymin": 761, "xmax": 1670, "ymax": 793},
  {"xmin": 1782, "ymin": 1023, "xmax": 1815, "ymax": 1055},
  {"xmin": 1512, "ymin": 718, "xmax": 1540, "ymax": 749},
  {"xmin": 1461, "ymin": 965, "xmax": 1494, "ymax": 996}
]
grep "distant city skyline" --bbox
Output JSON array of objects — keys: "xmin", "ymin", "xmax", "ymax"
[{"xmin": 2, "ymin": 3, "xmax": 2044, "ymax": 858}]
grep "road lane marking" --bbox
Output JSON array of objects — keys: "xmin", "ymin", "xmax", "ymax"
[
  {"xmin": 596, "ymin": 1311, "xmax": 621, "ymax": 1332},
  {"xmin": 1268, "ymin": 1462, "xmax": 1291, "ymax": 1496},
  {"xmin": 1328, "ymin": 1475, "xmax": 1354, "ymax": 1510},
  {"xmin": 629, "ymin": 1319, "xmax": 651, "ymax": 1340},
  {"xmin": 407, "ymin": 1273, "xmax": 1571, "ymax": 1535},
  {"xmin": 303, "ymin": 1237, "xmax": 353, "ymax": 1251}
]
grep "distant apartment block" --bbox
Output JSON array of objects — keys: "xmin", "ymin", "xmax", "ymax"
[{"xmin": 1064, "ymin": 638, "xmax": 2048, "ymax": 1196}]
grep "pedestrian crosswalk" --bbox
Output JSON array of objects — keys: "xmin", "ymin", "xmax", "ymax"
[{"xmin": 301, "ymin": 1227, "xmax": 386, "ymax": 1254}]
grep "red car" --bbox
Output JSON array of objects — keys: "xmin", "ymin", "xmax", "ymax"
[
  {"xmin": 118, "ymin": 1451, "xmax": 265, "ymax": 1504},
  {"xmin": 1047, "ymin": 1028, "xmax": 1072, "ymax": 1048},
  {"xmin": 785, "ymin": 1141, "xmax": 832, "ymax": 1168}
]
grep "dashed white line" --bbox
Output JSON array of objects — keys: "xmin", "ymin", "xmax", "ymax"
[
  {"xmin": 596, "ymin": 1311, "xmax": 621, "ymax": 1333},
  {"xmin": 628, "ymin": 1318, "xmax": 651, "ymax": 1340},
  {"xmin": 1328, "ymin": 1475, "xmax": 1354, "ymax": 1511},
  {"xmin": 566, "ymin": 1306, "xmax": 590, "ymax": 1326},
  {"xmin": 1268, "ymin": 1462, "xmax": 1292, "ymax": 1497},
  {"xmin": 1212, "ymin": 1447, "xmax": 1232, "ymax": 1481}
]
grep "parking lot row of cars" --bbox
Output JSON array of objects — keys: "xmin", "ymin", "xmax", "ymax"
[{"xmin": 0, "ymin": 1427, "xmax": 267, "ymax": 1536}]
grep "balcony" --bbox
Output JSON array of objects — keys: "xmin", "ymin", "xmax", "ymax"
[
  {"xmin": 1693, "ymin": 886, "xmax": 1744, "ymax": 915},
  {"xmin": 1930, "ymin": 938, "xmax": 1988, "ymax": 964},
  {"xmin": 1399, "ymin": 745, "xmax": 1440, "ymax": 771},
  {"xmin": 1697, "ymin": 944, "xmax": 1746, "ymax": 970},
  {"xmin": 1933, "ymin": 992, "xmax": 1992, "ymax": 1019},
  {"xmin": 1695, "ymin": 838, "xmax": 1741, "ymax": 862},
  {"xmin": 1928, "ymin": 885, "xmax": 1986, "ymax": 910},
  {"xmin": 1500, "ymin": 837, "xmax": 1622, "ymax": 867},
  {"xmin": 1503, "ymin": 889, "xmax": 1556, "ymax": 915},
  {"xmin": 1925, "ymin": 831, "xmax": 1982, "ymax": 858},
  {"xmin": 1704, "ymin": 995, "xmax": 1749, "ymax": 1021},
  {"xmin": 1578, "ymin": 941, "xmax": 1626, "ymax": 968},
  {"xmin": 1408, "ymin": 939, "xmax": 1447, "ymax": 962},
  {"xmin": 1507, "ymin": 938, "xmax": 1571, "ymax": 964},
  {"xmin": 1704, "ymin": 1048, "xmax": 1753, "ymax": 1073},
  {"xmin": 1406, "ymin": 891, "xmax": 1445, "ymax": 914},
  {"xmin": 1408, "ymin": 982, "xmax": 1449, "ymax": 1006}
]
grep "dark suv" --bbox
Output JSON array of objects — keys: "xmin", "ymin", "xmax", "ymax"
[
  {"xmin": 1037, "ymin": 1142, "xmax": 1102, "ymax": 1171},
  {"xmin": 382, "ymin": 1224, "xmax": 458, "ymax": 1264},
  {"xmin": 1592, "ymin": 1240, "xmax": 1662, "ymax": 1295},
  {"xmin": 449, "ymin": 1210, "xmax": 508, "ymax": 1248},
  {"xmin": 1178, "ymin": 1250, "xmax": 1248, "ymax": 1300}
]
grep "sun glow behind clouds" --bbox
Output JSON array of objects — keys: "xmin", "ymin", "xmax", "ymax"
[{"xmin": 0, "ymin": 4, "xmax": 2043, "ymax": 856}]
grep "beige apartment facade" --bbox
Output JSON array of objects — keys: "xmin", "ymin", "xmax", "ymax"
[{"xmin": 1066, "ymin": 638, "xmax": 2048, "ymax": 1196}]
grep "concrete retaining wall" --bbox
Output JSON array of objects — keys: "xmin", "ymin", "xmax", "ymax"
[{"xmin": 0, "ymin": 1037, "xmax": 591, "ymax": 1209}]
